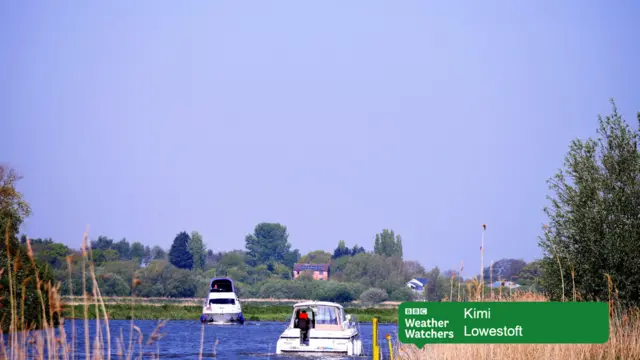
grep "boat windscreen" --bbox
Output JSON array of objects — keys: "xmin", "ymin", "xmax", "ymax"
[
  {"xmin": 209, "ymin": 298, "xmax": 235, "ymax": 305},
  {"xmin": 210, "ymin": 279, "xmax": 233, "ymax": 292},
  {"xmin": 314, "ymin": 306, "xmax": 339, "ymax": 325}
]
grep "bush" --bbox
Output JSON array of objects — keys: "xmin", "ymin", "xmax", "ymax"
[
  {"xmin": 359, "ymin": 288, "xmax": 388, "ymax": 305},
  {"xmin": 312, "ymin": 281, "xmax": 360, "ymax": 303},
  {"xmin": 258, "ymin": 279, "xmax": 315, "ymax": 299},
  {"xmin": 389, "ymin": 287, "xmax": 415, "ymax": 301}
]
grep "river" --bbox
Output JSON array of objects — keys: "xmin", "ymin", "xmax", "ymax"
[{"xmin": 5, "ymin": 320, "xmax": 398, "ymax": 359}]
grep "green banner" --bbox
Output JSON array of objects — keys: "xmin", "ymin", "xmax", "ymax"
[{"xmin": 398, "ymin": 302, "xmax": 609, "ymax": 346}]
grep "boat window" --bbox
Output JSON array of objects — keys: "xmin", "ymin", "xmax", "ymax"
[
  {"xmin": 210, "ymin": 280, "xmax": 233, "ymax": 292},
  {"xmin": 315, "ymin": 306, "xmax": 339, "ymax": 325},
  {"xmin": 209, "ymin": 298, "xmax": 235, "ymax": 305}
]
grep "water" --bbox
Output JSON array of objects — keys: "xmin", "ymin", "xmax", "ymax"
[{"xmin": 5, "ymin": 320, "xmax": 398, "ymax": 359}]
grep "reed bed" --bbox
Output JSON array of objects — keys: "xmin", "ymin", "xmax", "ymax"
[
  {"xmin": 394, "ymin": 283, "xmax": 640, "ymax": 360},
  {"xmin": 0, "ymin": 230, "xmax": 183, "ymax": 360}
]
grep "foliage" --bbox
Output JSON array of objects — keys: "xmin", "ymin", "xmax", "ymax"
[
  {"xmin": 298, "ymin": 250, "xmax": 331, "ymax": 264},
  {"xmin": 151, "ymin": 245, "xmax": 167, "ymax": 260},
  {"xmin": 333, "ymin": 240, "xmax": 350, "ymax": 259},
  {"xmin": 359, "ymin": 288, "xmax": 388, "ymax": 304},
  {"xmin": 389, "ymin": 287, "xmax": 416, "ymax": 301},
  {"xmin": 422, "ymin": 266, "xmax": 449, "ymax": 301},
  {"xmin": 245, "ymin": 222, "xmax": 299, "ymax": 267},
  {"xmin": 188, "ymin": 231, "xmax": 207, "ymax": 271},
  {"xmin": 483, "ymin": 258, "xmax": 527, "ymax": 282},
  {"xmin": 134, "ymin": 260, "xmax": 200, "ymax": 297},
  {"xmin": 540, "ymin": 100, "xmax": 640, "ymax": 307},
  {"xmin": 342, "ymin": 253, "xmax": 414, "ymax": 294},
  {"xmin": 168, "ymin": 231, "xmax": 193, "ymax": 270},
  {"xmin": 517, "ymin": 260, "xmax": 543, "ymax": 290},
  {"xmin": 332, "ymin": 240, "xmax": 365, "ymax": 259},
  {"xmin": 0, "ymin": 165, "xmax": 57, "ymax": 331},
  {"xmin": 130, "ymin": 241, "xmax": 145, "ymax": 262},
  {"xmin": 374, "ymin": 229, "xmax": 403, "ymax": 258}
]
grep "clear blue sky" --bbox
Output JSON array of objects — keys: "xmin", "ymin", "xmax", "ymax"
[{"xmin": 1, "ymin": 1, "xmax": 638, "ymax": 277}]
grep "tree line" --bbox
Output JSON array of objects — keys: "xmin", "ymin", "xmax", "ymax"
[{"xmin": 18, "ymin": 221, "xmax": 543, "ymax": 304}]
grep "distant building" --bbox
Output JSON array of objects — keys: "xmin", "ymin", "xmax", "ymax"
[
  {"xmin": 488, "ymin": 281, "xmax": 520, "ymax": 289},
  {"xmin": 293, "ymin": 263, "xmax": 330, "ymax": 280},
  {"xmin": 406, "ymin": 277, "xmax": 428, "ymax": 293}
]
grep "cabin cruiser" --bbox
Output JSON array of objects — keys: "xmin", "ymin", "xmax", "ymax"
[
  {"xmin": 275, "ymin": 301, "xmax": 363, "ymax": 356},
  {"xmin": 200, "ymin": 278, "xmax": 245, "ymax": 324}
]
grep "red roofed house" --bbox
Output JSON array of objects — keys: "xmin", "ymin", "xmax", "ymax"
[{"xmin": 293, "ymin": 263, "xmax": 330, "ymax": 280}]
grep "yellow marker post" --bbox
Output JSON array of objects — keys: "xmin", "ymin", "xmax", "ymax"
[
  {"xmin": 372, "ymin": 317, "xmax": 379, "ymax": 360},
  {"xmin": 386, "ymin": 334, "xmax": 394, "ymax": 360}
]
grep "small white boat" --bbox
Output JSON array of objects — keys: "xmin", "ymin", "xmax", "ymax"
[
  {"xmin": 275, "ymin": 301, "xmax": 363, "ymax": 356},
  {"xmin": 200, "ymin": 278, "xmax": 245, "ymax": 325}
]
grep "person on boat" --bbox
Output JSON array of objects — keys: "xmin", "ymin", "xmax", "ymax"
[{"xmin": 298, "ymin": 310, "xmax": 310, "ymax": 345}]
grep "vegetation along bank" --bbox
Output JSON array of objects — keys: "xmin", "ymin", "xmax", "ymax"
[{"xmin": 62, "ymin": 303, "xmax": 399, "ymax": 323}]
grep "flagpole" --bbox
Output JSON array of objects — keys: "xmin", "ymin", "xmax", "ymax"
[{"xmin": 480, "ymin": 224, "xmax": 486, "ymax": 300}]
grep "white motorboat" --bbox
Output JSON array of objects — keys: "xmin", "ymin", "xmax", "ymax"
[
  {"xmin": 200, "ymin": 278, "xmax": 245, "ymax": 324},
  {"xmin": 275, "ymin": 301, "xmax": 363, "ymax": 356}
]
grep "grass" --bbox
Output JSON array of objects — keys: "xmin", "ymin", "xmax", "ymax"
[
  {"xmin": 393, "ymin": 270, "xmax": 640, "ymax": 359},
  {"xmin": 61, "ymin": 303, "xmax": 399, "ymax": 323},
  {"xmin": 1, "ymin": 229, "xmax": 172, "ymax": 359}
]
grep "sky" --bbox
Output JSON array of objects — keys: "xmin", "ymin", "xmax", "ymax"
[{"xmin": 1, "ymin": 1, "xmax": 639, "ymax": 278}]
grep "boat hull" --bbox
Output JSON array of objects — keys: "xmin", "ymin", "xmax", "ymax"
[
  {"xmin": 276, "ymin": 333, "xmax": 362, "ymax": 356},
  {"xmin": 200, "ymin": 312, "xmax": 245, "ymax": 324}
]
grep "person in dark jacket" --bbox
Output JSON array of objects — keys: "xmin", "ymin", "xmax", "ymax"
[{"xmin": 298, "ymin": 310, "xmax": 310, "ymax": 345}]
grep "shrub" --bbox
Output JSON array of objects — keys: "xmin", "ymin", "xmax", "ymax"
[
  {"xmin": 359, "ymin": 288, "xmax": 388, "ymax": 305},
  {"xmin": 389, "ymin": 287, "xmax": 415, "ymax": 301}
]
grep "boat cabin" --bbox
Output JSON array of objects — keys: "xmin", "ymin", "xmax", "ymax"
[
  {"xmin": 209, "ymin": 277, "xmax": 235, "ymax": 293},
  {"xmin": 291, "ymin": 302, "xmax": 345, "ymax": 331}
]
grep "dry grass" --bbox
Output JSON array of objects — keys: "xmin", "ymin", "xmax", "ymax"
[
  {"xmin": 394, "ymin": 280, "xmax": 640, "ymax": 360},
  {"xmin": 396, "ymin": 293, "xmax": 640, "ymax": 359},
  {"xmin": 0, "ymin": 229, "xmax": 189, "ymax": 360}
]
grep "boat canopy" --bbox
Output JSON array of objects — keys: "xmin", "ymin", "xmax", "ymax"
[{"xmin": 209, "ymin": 278, "xmax": 235, "ymax": 293}]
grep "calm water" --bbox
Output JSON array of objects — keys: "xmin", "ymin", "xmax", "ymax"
[{"xmin": 5, "ymin": 320, "xmax": 398, "ymax": 359}]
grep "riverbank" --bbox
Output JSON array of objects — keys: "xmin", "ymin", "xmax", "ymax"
[{"xmin": 62, "ymin": 303, "xmax": 398, "ymax": 323}]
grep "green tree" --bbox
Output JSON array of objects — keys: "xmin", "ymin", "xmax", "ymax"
[
  {"xmin": 151, "ymin": 245, "xmax": 167, "ymax": 260},
  {"xmin": 374, "ymin": 229, "xmax": 403, "ymax": 258},
  {"xmin": 130, "ymin": 241, "xmax": 145, "ymax": 262},
  {"xmin": 483, "ymin": 258, "xmax": 527, "ymax": 283},
  {"xmin": 91, "ymin": 236, "xmax": 114, "ymax": 251},
  {"xmin": 0, "ymin": 166, "xmax": 30, "ymax": 249},
  {"xmin": 143, "ymin": 245, "xmax": 152, "ymax": 265},
  {"xmin": 351, "ymin": 244, "xmax": 365, "ymax": 256},
  {"xmin": 169, "ymin": 231, "xmax": 193, "ymax": 270},
  {"xmin": 0, "ymin": 165, "xmax": 58, "ymax": 331},
  {"xmin": 282, "ymin": 248, "xmax": 300, "ymax": 268},
  {"xmin": 163, "ymin": 266, "xmax": 199, "ymax": 297},
  {"xmin": 188, "ymin": 231, "xmax": 207, "ymax": 271},
  {"xmin": 34, "ymin": 242, "xmax": 71, "ymax": 268},
  {"xmin": 518, "ymin": 260, "xmax": 543, "ymax": 290},
  {"xmin": 540, "ymin": 100, "xmax": 640, "ymax": 306},
  {"xmin": 332, "ymin": 240, "xmax": 350, "ymax": 259},
  {"xmin": 245, "ymin": 223, "xmax": 298, "ymax": 266},
  {"xmin": 114, "ymin": 238, "xmax": 131, "ymax": 260},
  {"xmin": 423, "ymin": 267, "xmax": 448, "ymax": 301},
  {"xmin": 92, "ymin": 249, "xmax": 120, "ymax": 265},
  {"xmin": 299, "ymin": 250, "xmax": 332, "ymax": 264},
  {"xmin": 99, "ymin": 273, "xmax": 131, "ymax": 296}
]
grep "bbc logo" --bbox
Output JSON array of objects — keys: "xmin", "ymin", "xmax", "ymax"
[{"xmin": 405, "ymin": 307, "xmax": 427, "ymax": 315}]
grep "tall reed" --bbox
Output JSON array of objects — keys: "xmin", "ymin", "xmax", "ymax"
[{"xmin": 0, "ymin": 229, "xmax": 180, "ymax": 359}]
